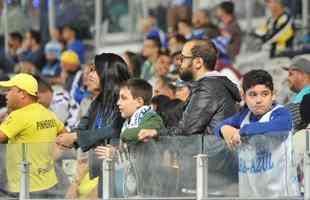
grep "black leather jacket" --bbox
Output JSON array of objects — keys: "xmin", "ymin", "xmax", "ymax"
[{"xmin": 159, "ymin": 75, "xmax": 241, "ymax": 136}]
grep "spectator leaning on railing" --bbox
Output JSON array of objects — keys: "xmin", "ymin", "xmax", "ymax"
[
  {"xmin": 138, "ymin": 39, "xmax": 241, "ymax": 139},
  {"xmin": 214, "ymin": 69, "xmax": 300, "ymax": 197}
]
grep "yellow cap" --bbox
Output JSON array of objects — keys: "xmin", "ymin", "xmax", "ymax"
[
  {"xmin": 0, "ymin": 73, "xmax": 38, "ymax": 96},
  {"xmin": 60, "ymin": 50, "xmax": 80, "ymax": 65}
]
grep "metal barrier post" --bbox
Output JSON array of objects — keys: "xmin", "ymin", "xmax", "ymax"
[
  {"xmin": 19, "ymin": 144, "xmax": 29, "ymax": 200},
  {"xmin": 195, "ymin": 154, "xmax": 208, "ymax": 200},
  {"xmin": 102, "ymin": 159, "xmax": 115, "ymax": 200},
  {"xmin": 304, "ymin": 128, "xmax": 310, "ymax": 200}
]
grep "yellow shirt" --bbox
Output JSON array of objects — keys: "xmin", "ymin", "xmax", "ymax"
[{"xmin": 0, "ymin": 103, "xmax": 64, "ymax": 192}]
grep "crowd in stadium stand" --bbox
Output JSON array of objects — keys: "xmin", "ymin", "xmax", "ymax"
[{"xmin": 0, "ymin": 0, "xmax": 309, "ymax": 199}]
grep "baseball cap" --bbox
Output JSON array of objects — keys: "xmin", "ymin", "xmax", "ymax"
[
  {"xmin": 0, "ymin": 73, "xmax": 38, "ymax": 96},
  {"xmin": 282, "ymin": 57, "xmax": 310, "ymax": 74},
  {"xmin": 60, "ymin": 51, "xmax": 80, "ymax": 65}
]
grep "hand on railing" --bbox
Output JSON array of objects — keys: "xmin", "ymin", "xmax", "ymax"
[
  {"xmin": 55, "ymin": 132, "xmax": 78, "ymax": 149},
  {"xmin": 95, "ymin": 145, "xmax": 115, "ymax": 160},
  {"xmin": 221, "ymin": 125, "xmax": 241, "ymax": 150},
  {"xmin": 138, "ymin": 129, "xmax": 158, "ymax": 143}
]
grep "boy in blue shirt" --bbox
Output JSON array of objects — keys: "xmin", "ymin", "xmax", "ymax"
[{"xmin": 214, "ymin": 69, "xmax": 300, "ymax": 197}]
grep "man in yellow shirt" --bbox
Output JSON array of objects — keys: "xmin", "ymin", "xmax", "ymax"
[{"xmin": 0, "ymin": 73, "xmax": 66, "ymax": 198}]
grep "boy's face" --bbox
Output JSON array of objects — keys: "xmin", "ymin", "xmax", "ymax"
[
  {"xmin": 244, "ymin": 84, "xmax": 275, "ymax": 117},
  {"xmin": 117, "ymin": 87, "xmax": 143, "ymax": 119}
]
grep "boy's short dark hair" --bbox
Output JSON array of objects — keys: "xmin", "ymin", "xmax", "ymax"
[
  {"xmin": 146, "ymin": 36, "xmax": 162, "ymax": 50},
  {"xmin": 9, "ymin": 32, "xmax": 23, "ymax": 43},
  {"xmin": 35, "ymin": 75, "xmax": 53, "ymax": 93},
  {"xmin": 242, "ymin": 69, "xmax": 274, "ymax": 92},
  {"xmin": 219, "ymin": 1, "xmax": 235, "ymax": 15},
  {"xmin": 123, "ymin": 78, "xmax": 153, "ymax": 105},
  {"xmin": 28, "ymin": 29, "xmax": 41, "ymax": 44}
]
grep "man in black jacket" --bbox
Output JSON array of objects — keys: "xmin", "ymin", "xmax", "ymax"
[
  {"xmin": 139, "ymin": 39, "xmax": 241, "ymax": 196},
  {"xmin": 139, "ymin": 39, "xmax": 241, "ymax": 139}
]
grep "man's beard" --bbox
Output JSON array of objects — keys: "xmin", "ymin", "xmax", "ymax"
[
  {"xmin": 288, "ymin": 81, "xmax": 298, "ymax": 93},
  {"xmin": 179, "ymin": 67, "xmax": 194, "ymax": 82}
]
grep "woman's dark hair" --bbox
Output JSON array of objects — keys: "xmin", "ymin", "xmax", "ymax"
[
  {"xmin": 94, "ymin": 53, "xmax": 130, "ymax": 117},
  {"xmin": 124, "ymin": 51, "xmax": 143, "ymax": 78},
  {"xmin": 242, "ymin": 69, "xmax": 274, "ymax": 92}
]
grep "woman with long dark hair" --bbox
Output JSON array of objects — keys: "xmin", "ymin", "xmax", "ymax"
[{"xmin": 56, "ymin": 52, "xmax": 130, "ymax": 196}]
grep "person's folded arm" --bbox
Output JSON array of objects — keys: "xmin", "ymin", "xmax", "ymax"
[
  {"xmin": 213, "ymin": 110, "xmax": 246, "ymax": 139},
  {"xmin": 77, "ymin": 114, "xmax": 123, "ymax": 152},
  {"xmin": 121, "ymin": 114, "xmax": 164, "ymax": 142},
  {"xmin": 77, "ymin": 125, "xmax": 120, "ymax": 152},
  {"xmin": 240, "ymin": 107, "xmax": 292, "ymax": 136}
]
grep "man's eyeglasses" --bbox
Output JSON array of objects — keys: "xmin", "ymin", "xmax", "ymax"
[{"xmin": 177, "ymin": 54, "xmax": 194, "ymax": 63}]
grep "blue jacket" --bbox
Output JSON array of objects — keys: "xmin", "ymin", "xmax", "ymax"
[{"xmin": 214, "ymin": 104, "xmax": 293, "ymax": 138}]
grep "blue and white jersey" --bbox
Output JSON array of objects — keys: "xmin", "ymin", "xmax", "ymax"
[{"xmin": 238, "ymin": 105, "xmax": 300, "ymax": 197}]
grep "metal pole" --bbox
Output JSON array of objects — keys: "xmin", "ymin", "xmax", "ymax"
[
  {"xmin": 102, "ymin": 159, "xmax": 115, "ymax": 200},
  {"xmin": 19, "ymin": 144, "xmax": 30, "ymax": 200},
  {"xmin": 302, "ymin": 0, "xmax": 309, "ymax": 37},
  {"xmin": 128, "ymin": 0, "xmax": 134, "ymax": 40},
  {"xmin": 195, "ymin": 154, "xmax": 208, "ymax": 200},
  {"xmin": 304, "ymin": 127, "xmax": 310, "ymax": 200},
  {"xmin": 244, "ymin": 0, "xmax": 253, "ymax": 53},
  {"xmin": 95, "ymin": 0, "xmax": 102, "ymax": 54},
  {"xmin": 3, "ymin": 0, "xmax": 9, "ymax": 53},
  {"xmin": 48, "ymin": 0, "xmax": 56, "ymax": 38}
]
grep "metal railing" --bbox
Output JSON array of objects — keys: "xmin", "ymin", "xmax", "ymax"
[{"xmin": 0, "ymin": 130, "xmax": 308, "ymax": 200}]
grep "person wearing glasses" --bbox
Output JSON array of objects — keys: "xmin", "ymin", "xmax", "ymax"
[
  {"xmin": 138, "ymin": 39, "xmax": 241, "ymax": 195},
  {"xmin": 139, "ymin": 39, "xmax": 241, "ymax": 138}
]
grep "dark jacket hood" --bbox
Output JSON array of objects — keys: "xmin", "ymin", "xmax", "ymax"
[
  {"xmin": 191, "ymin": 75, "xmax": 241, "ymax": 102},
  {"xmin": 214, "ymin": 76, "xmax": 241, "ymax": 102}
]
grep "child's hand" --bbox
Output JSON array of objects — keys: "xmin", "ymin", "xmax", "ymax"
[
  {"xmin": 138, "ymin": 129, "xmax": 158, "ymax": 142},
  {"xmin": 221, "ymin": 125, "xmax": 241, "ymax": 150},
  {"xmin": 95, "ymin": 145, "xmax": 114, "ymax": 160},
  {"xmin": 231, "ymin": 132, "xmax": 241, "ymax": 148}
]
